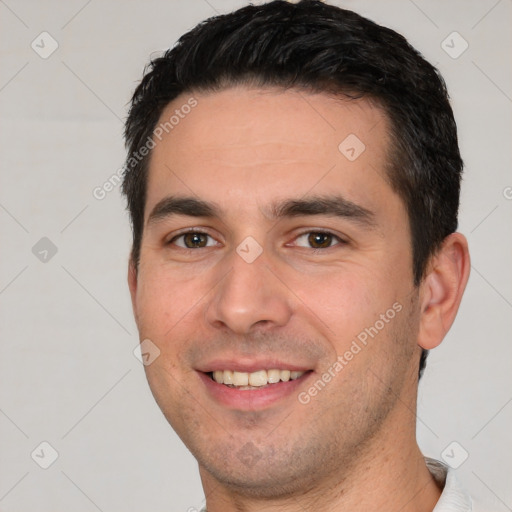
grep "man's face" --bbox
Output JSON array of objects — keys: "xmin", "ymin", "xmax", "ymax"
[{"xmin": 130, "ymin": 87, "xmax": 422, "ymax": 496}]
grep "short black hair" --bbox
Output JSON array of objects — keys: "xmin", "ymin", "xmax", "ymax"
[{"xmin": 122, "ymin": 0, "xmax": 463, "ymax": 379}]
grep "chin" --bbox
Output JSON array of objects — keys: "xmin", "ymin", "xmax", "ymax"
[{"xmin": 194, "ymin": 439, "xmax": 332, "ymax": 500}]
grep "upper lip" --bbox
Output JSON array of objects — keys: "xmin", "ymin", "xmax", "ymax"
[{"xmin": 196, "ymin": 358, "xmax": 313, "ymax": 374}]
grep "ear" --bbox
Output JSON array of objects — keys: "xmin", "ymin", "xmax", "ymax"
[
  {"xmin": 128, "ymin": 257, "xmax": 139, "ymax": 325},
  {"xmin": 417, "ymin": 233, "xmax": 470, "ymax": 350}
]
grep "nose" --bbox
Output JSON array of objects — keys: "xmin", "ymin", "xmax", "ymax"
[{"xmin": 205, "ymin": 248, "xmax": 293, "ymax": 335}]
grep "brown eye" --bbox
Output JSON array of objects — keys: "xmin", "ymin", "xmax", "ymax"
[
  {"xmin": 183, "ymin": 233, "xmax": 208, "ymax": 248},
  {"xmin": 307, "ymin": 232, "xmax": 334, "ymax": 248},
  {"xmin": 172, "ymin": 232, "xmax": 214, "ymax": 249}
]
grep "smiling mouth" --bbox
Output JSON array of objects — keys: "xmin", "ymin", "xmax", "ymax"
[{"xmin": 209, "ymin": 369, "xmax": 310, "ymax": 390}]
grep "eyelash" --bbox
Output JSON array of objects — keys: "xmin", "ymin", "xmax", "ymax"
[{"xmin": 167, "ymin": 229, "xmax": 347, "ymax": 250}]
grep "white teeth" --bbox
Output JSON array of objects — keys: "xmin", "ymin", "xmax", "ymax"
[
  {"xmin": 233, "ymin": 371, "xmax": 249, "ymax": 386},
  {"xmin": 211, "ymin": 369, "xmax": 306, "ymax": 387},
  {"xmin": 267, "ymin": 369, "xmax": 281, "ymax": 384},
  {"xmin": 213, "ymin": 370, "xmax": 224, "ymax": 384},
  {"xmin": 249, "ymin": 370, "xmax": 268, "ymax": 387},
  {"xmin": 280, "ymin": 370, "xmax": 291, "ymax": 382}
]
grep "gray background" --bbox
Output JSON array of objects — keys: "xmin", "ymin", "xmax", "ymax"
[{"xmin": 0, "ymin": 0, "xmax": 511, "ymax": 511}]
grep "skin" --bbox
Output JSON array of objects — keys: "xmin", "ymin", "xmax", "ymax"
[{"xmin": 128, "ymin": 86, "xmax": 470, "ymax": 511}]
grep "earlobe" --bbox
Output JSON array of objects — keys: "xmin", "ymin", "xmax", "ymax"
[{"xmin": 417, "ymin": 233, "xmax": 471, "ymax": 350}]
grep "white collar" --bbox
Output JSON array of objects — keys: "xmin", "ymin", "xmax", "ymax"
[{"xmin": 426, "ymin": 457, "xmax": 473, "ymax": 512}]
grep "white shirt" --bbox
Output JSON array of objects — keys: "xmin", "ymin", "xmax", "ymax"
[{"xmin": 427, "ymin": 458, "xmax": 473, "ymax": 511}]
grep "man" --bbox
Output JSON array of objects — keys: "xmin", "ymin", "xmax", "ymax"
[{"xmin": 122, "ymin": 1, "xmax": 475, "ymax": 510}]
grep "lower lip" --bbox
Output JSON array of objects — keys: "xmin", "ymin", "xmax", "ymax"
[{"xmin": 198, "ymin": 371, "xmax": 313, "ymax": 410}]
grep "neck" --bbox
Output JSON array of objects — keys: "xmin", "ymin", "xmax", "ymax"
[{"xmin": 199, "ymin": 398, "xmax": 443, "ymax": 512}]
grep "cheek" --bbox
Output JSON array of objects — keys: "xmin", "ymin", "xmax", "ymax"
[
  {"xmin": 135, "ymin": 264, "xmax": 202, "ymax": 335},
  {"xmin": 295, "ymin": 267, "xmax": 393, "ymax": 336}
]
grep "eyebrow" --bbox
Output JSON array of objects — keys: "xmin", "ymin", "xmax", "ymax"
[
  {"xmin": 147, "ymin": 196, "xmax": 220, "ymax": 226},
  {"xmin": 268, "ymin": 195, "xmax": 376, "ymax": 227},
  {"xmin": 147, "ymin": 194, "xmax": 376, "ymax": 228}
]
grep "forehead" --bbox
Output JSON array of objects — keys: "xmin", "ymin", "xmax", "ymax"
[
  {"xmin": 155, "ymin": 87, "xmax": 388, "ymax": 155},
  {"xmin": 145, "ymin": 86, "xmax": 395, "ymax": 218}
]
